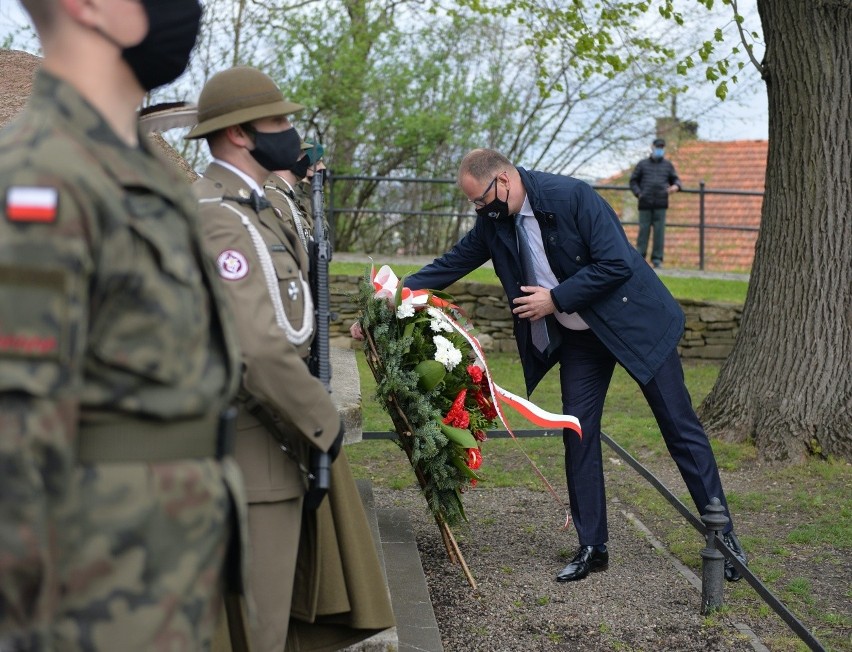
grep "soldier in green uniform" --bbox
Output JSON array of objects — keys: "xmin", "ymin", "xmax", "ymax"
[
  {"xmin": 0, "ymin": 1, "xmax": 245, "ymax": 650},
  {"xmin": 189, "ymin": 66, "xmax": 394, "ymax": 652},
  {"xmin": 264, "ymin": 145, "xmax": 316, "ymax": 255},
  {"xmin": 264, "ymin": 143, "xmax": 396, "ymax": 652},
  {"xmin": 186, "ymin": 66, "xmax": 345, "ymax": 652}
]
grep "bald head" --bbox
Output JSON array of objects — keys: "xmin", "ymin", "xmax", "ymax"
[{"xmin": 458, "ymin": 148, "xmax": 514, "ymax": 184}]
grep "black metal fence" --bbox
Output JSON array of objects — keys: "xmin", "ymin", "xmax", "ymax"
[{"xmin": 327, "ymin": 174, "xmax": 764, "ymax": 271}]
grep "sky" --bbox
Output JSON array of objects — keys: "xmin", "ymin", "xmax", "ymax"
[{"xmin": 0, "ymin": 0, "xmax": 768, "ymax": 179}]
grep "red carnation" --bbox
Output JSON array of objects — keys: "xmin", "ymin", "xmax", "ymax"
[
  {"xmin": 467, "ymin": 364, "xmax": 484, "ymax": 384},
  {"xmin": 442, "ymin": 389, "xmax": 470, "ymax": 428}
]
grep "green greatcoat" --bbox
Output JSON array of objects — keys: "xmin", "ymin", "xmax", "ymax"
[
  {"xmin": 0, "ymin": 71, "xmax": 246, "ymax": 652},
  {"xmin": 263, "ymin": 171, "xmax": 395, "ymax": 651}
]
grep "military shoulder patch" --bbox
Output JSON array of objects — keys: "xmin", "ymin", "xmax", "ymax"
[
  {"xmin": 0, "ymin": 265, "xmax": 65, "ymax": 364},
  {"xmin": 5, "ymin": 186, "xmax": 59, "ymax": 223},
  {"xmin": 216, "ymin": 249, "xmax": 249, "ymax": 281}
]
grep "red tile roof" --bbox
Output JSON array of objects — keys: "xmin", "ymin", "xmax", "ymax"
[{"xmin": 597, "ymin": 140, "xmax": 767, "ymax": 272}]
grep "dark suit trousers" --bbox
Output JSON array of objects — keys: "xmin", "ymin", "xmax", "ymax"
[{"xmin": 558, "ymin": 328, "xmax": 733, "ymax": 546}]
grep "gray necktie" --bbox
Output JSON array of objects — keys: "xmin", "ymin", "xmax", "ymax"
[{"xmin": 514, "ymin": 213, "xmax": 550, "ymax": 353}]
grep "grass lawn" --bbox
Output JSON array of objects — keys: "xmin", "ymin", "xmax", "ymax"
[
  {"xmin": 347, "ymin": 349, "xmax": 852, "ymax": 651},
  {"xmin": 348, "ymin": 351, "xmax": 735, "ymax": 490}
]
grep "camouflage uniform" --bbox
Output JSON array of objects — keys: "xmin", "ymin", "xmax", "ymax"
[{"xmin": 0, "ymin": 71, "xmax": 245, "ymax": 651}]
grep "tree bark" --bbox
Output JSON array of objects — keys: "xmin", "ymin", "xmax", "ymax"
[{"xmin": 699, "ymin": 0, "xmax": 852, "ymax": 461}]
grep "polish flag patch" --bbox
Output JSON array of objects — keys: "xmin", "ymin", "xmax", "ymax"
[
  {"xmin": 5, "ymin": 186, "xmax": 59, "ymax": 223},
  {"xmin": 216, "ymin": 249, "xmax": 249, "ymax": 280}
]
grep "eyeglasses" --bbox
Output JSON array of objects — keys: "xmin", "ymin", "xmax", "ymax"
[{"xmin": 469, "ymin": 176, "xmax": 498, "ymax": 209}]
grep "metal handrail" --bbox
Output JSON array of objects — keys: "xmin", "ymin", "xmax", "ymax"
[{"xmin": 327, "ymin": 175, "xmax": 764, "ymax": 271}]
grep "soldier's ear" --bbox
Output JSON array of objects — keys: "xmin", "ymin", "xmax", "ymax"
[
  {"xmin": 60, "ymin": 0, "xmax": 98, "ymax": 27},
  {"xmin": 225, "ymin": 124, "xmax": 253, "ymax": 149}
]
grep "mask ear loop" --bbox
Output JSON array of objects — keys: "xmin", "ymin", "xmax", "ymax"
[{"xmin": 498, "ymin": 171, "xmax": 510, "ymax": 207}]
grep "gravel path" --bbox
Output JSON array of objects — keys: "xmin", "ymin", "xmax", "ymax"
[{"xmin": 374, "ymin": 486, "xmax": 756, "ymax": 652}]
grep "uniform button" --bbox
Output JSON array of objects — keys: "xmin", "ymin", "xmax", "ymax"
[
  {"xmin": 575, "ymin": 256, "xmax": 581, "ymax": 262},
  {"xmin": 622, "ymin": 296, "xmax": 628, "ymax": 303},
  {"xmin": 215, "ymin": 182, "xmax": 222, "ymax": 188},
  {"xmin": 314, "ymin": 428, "xmax": 323, "ymax": 438},
  {"xmin": 549, "ymin": 236, "xmax": 555, "ymax": 243}
]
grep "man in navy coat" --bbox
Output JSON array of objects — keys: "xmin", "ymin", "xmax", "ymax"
[{"xmin": 401, "ymin": 148, "xmax": 746, "ymax": 582}]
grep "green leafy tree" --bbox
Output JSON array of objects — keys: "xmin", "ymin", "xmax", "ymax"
[
  {"xmin": 139, "ymin": 0, "xmax": 751, "ymax": 254},
  {"xmin": 259, "ymin": 0, "xmax": 727, "ymax": 252}
]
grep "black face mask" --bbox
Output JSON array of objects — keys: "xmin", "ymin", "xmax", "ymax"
[
  {"xmin": 475, "ymin": 186, "xmax": 511, "ymax": 221},
  {"xmin": 247, "ymin": 126, "xmax": 302, "ymax": 172},
  {"xmin": 288, "ymin": 155, "xmax": 311, "ymax": 180},
  {"xmin": 122, "ymin": 0, "xmax": 202, "ymax": 92}
]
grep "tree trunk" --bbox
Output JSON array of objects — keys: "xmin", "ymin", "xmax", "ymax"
[{"xmin": 698, "ymin": 0, "xmax": 852, "ymax": 461}]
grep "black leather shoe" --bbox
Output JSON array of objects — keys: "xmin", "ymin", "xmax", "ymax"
[
  {"xmin": 556, "ymin": 545, "xmax": 609, "ymax": 582},
  {"xmin": 723, "ymin": 531, "xmax": 747, "ymax": 582}
]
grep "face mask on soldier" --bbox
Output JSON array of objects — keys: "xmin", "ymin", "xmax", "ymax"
[
  {"xmin": 245, "ymin": 125, "xmax": 302, "ymax": 172},
  {"xmin": 288, "ymin": 154, "xmax": 311, "ymax": 180},
  {"xmin": 122, "ymin": 0, "xmax": 203, "ymax": 91}
]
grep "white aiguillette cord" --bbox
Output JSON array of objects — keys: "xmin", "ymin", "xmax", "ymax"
[
  {"xmin": 201, "ymin": 197, "xmax": 314, "ymax": 345},
  {"xmin": 266, "ymin": 179, "xmax": 309, "ymax": 253}
]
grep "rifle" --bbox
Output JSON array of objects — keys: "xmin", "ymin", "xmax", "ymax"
[
  {"xmin": 304, "ymin": 162, "xmax": 334, "ymax": 510},
  {"xmin": 308, "ymin": 166, "xmax": 332, "ymax": 391}
]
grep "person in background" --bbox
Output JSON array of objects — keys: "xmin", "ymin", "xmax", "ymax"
[
  {"xmin": 0, "ymin": 1, "xmax": 245, "ymax": 649},
  {"xmin": 629, "ymin": 137, "xmax": 681, "ymax": 269},
  {"xmin": 355, "ymin": 148, "xmax": 747, "ymax": 586}
]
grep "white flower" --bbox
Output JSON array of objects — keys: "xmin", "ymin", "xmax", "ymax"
[
  {"xmin": 427, "ymin": 306, "xmax": 453, "ymax": 333},
  {"xmin": 433, "ymin": 335, "xmax": 462, "ymax": 370},
  {"xmin": 396, "ymin": 302, "xmax": 415, "ymax": 319}
]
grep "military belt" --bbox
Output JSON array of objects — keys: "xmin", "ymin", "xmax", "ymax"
[{"xmin": 77, "ymin": 409, "xmax": 236, "ymax": 464}]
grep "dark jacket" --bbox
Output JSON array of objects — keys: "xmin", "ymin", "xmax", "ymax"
[
  {"xmin": 406, "ymin": 168, "xmax": 685, "ymax": 396},
  {"xmin": 629, "ymin": 156, "xmax": 681, "ymax": 209}
]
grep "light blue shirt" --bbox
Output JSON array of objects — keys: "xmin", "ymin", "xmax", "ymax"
[{"xmin": 519, "ymin": 195, "xmax": 589, "ymax": 331}]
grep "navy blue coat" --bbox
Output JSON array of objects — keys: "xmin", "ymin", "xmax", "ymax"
[{"xmin": 406, "ymin": 167, "xmax": 685, "ymax": 396}]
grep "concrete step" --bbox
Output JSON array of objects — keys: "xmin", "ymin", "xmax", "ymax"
[
  {"xmin": 354, "ymin": 481, "xmax": 443, "ymax": 652},
  {"xmin": 343, "ymin": 480, "xmax": 398, "ymax": 652}
]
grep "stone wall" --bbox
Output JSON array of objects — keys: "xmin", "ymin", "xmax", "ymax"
[{"xmin": 330, "ymin": 276, "xmax": 743, "ymax": 361}]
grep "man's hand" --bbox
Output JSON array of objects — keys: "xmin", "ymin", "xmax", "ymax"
[
  {"xmin": 512, "ymin": 286, "xmax": 556, "ymax": 321},
  {"xmin": 667, "ymin": 184, "xmax": 679, "ymax": 194},
  {"xmin": 350, "ymin": 321, "xmax": 365, "ymax": 340}
]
